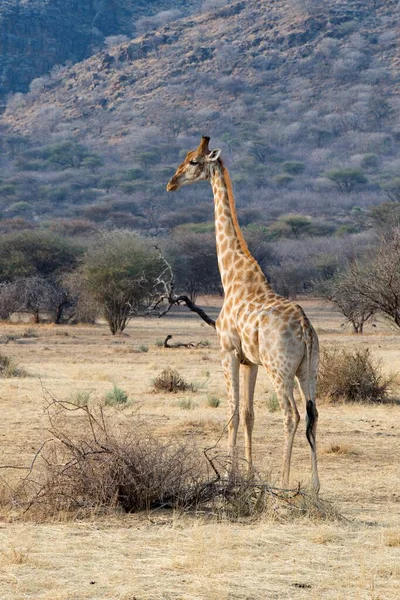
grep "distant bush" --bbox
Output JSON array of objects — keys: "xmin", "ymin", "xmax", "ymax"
[
  {"xmin": 318, "ymin": 348, "xmax": 393, "ymax": 403},
  {"xmin": 282, "ymin": 161, "xmax": 305, "ymax": 175},
  {"xmin": 207, "ymin": 396, "xmax": 221, "ymax": 408},
  {"xmin": 69, "ymin": 390, "xmax": 91, "ymax": 407},
  {"xmin": 178, "ymin": 398, "xmax": 196, "ymax": 410},
  {"xmin": 273, "ymin": 173, "xmax": 294, "ymax": 187},
  {"xmin": 323, "ymin": 168, "xmax": 367, "ymax": 193},
  {"xmin": 137, "ymin": 344, "xmax": 148, "ymax": 353},
  {"xmin": 0, "ymin": 353, "xmax": 26, "ymax": 378}
]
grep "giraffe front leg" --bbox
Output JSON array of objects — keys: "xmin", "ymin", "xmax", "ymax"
[
  {"xmin": 221, "ymin": 350, "xmax": 240, "ymax": 476},
  {"xmin": 240, "ymin": 362, "xmax": 258, "ymax": 475}
]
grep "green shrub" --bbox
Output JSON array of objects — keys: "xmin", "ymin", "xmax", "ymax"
[
  {"xmin": 273, "ymin": 173, "xmax": 294, "ymax": 187},
  {"xmin": 178, "ymin": 398, "xmax": 196, "ymax": 410},
  {"xmin": 267, "ymin": 392, "xmax": 280, "ymax": 413},
  {"xmin": 207, "ymin": 396, "xmax": 221, "ymax": 408},
  {"xmin": 282, "ymin": 161, "xmax": 305, "ymax": 175},
  {"xmin": 105, "ymin": 385, "xmax": 129, "ymax": 405}
]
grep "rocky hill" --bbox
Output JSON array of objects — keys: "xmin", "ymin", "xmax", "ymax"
[
  {"xmin": 0, "ymin": 0, "xmax": 201, "ymax": 104},
  {"xmin": 1, "ymin": 0, "xmax": 400, "ymax": 245}
]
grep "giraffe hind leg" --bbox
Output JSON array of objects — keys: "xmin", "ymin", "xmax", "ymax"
[{"xmin": 273, "ymin": 382, "xmax": 300, "ymax": 489}]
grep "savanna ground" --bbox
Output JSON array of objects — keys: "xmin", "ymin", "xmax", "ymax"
[{"xmin": 0, "ymin": 298, "xmax": 399, "ymax": 600}]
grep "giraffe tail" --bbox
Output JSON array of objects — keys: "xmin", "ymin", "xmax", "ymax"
[{"xmin": 297, "ymin": 307, "xmax": 318, "ymax": 452}]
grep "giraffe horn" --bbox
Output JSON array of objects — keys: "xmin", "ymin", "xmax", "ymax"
[{"xmin": 197, "ymin": 136, "xmax": 210, "ymax": 155}]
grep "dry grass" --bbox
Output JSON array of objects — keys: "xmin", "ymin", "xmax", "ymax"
[
  {"xmin": 0, "ymin": 299, "xmax": 400, "ymax": 599},
  {"xmin": 384, "ymin": 530, "xmax": 400, "ymax": 547}
]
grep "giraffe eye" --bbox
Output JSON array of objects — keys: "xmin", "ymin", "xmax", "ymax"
[{"xmin": 189, "ymin": 160, "xmax": 198, "ymax": 166}]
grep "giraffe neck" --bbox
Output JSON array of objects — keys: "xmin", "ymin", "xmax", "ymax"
[{"xmin": 210, "ymin": 160, "xmax": 270, "ymax": 294}]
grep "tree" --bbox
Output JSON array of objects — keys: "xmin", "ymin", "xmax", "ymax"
[
  {"xmin": 379, "ymin": 178, "xmax": 400, "ymax": 202},
  {"xmin": 369, "ymin": 202, "xmax": 400, "ymax": 230},
  {"xmin": 323, "ymin": 168, "xmax": 367, "ymax": 193},
  {"xmin": 166, "ymin": 231, "xmax": 221, "ymax": 302},
  {"xmin": 79, "ymin": 230, "xmax": 164, "ymax": 335},
  {"xmin": 0, "ymin": 231, "xmax": 80, "ymax": 282},
  {"xmin": 349, "ymin": 229, "xmax": 400, "ymax": 328},
  {"xmin": 320, "ymin": 268, "xmax": 374, "ymax": 334},
  {"xmin": 0, "ymin": 277, "xmax": 62, "ymax": 323}
]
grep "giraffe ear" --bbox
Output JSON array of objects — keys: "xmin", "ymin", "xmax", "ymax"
[{"xmin": 206, "ymin": 149, "xmax": 221, "ymax": 162}]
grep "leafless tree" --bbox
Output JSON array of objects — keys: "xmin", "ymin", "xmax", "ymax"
[
  {"xmin": 349, "ymin": 229, "xmax": 400, "ymax": 329},
  {"xmin": 0, "ymin": 277, "xmax": 62, "ymax": 323},
  {"xmin": 320, "ymin": 268, "xmax": 375, "ymax": 334}
]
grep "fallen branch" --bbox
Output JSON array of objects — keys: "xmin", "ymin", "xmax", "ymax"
[{"xmin": 163, "ymin": 334, "xmax": 210, "ymax": 348}]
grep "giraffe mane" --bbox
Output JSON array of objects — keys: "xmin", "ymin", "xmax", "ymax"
[{"xmin": 219, "ymin": 158, "xmax": 254, "ymax": 261}]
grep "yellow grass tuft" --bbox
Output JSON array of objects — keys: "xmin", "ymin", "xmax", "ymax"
[
  {"xmin": 322, "ymin": 443, "xmax": 357, "ymax": 456},
  {"xmin": 384, "ymin": 530, "xmax": 400, "ymax": 547},
  {"xmin": 1, "ymin": 547, "xmax": 30, "ymax": 565}
]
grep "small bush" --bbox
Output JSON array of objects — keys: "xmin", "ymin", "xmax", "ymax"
[
  {"xmin": 155, "ymin": 339, "xmax": 164, "ymax": 347},
  {"xmin": 152, "ymin": 368, "xmax": 195, "ymax": 393},
  {"xmin": 267, "ymin": 392, "xmax": 280, "ymax": 412},
  {"xmin": 318, "ymin": 348, "xmax": 393, "ymax": 403},
  {"xmin": 0, "ymin": 353, "xmax": 26, "ymax": 378},
  {"xmin": 207, "ymin": 396, "xmax": 221, "ymax": 408},
  {"xmin": 104, "ymin": 385, "xmax": 129, "ymax": 405},
  {"xmin": 138, "ymin": 344, "xmax": 148, "ymax": 353},
  {"xmin": 69, "ymin": 391, "xmax": 91, "ymax": 407},
  {"xmin": 22, "ymin": 328, "xmax": 38, "ymax": 339},
  {"xmin": 178, "ymin": 398, "xmax": 196, "ymax": 410}
]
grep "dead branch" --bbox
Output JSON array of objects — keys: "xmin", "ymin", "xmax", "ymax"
[
  {"xmin": 152, "ymin": 247, "xmax": 216, "ymax": 329},
  {"xmin": 162, "ymin": 334, "xmax": 210, "ymax": 348}
]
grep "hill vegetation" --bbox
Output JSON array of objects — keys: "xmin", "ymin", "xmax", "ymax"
[
  {"xmin": 0, "ymin": 0, "xmax": 400, "ymax": 298},
  {"xmin": 0, "ymin": 0, "xmax": 202, "ymax": 104}
]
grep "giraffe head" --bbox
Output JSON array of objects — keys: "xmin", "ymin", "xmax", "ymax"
[{"xmin": 166, "ymin": 136, "xmax": 221, "ymax": 191}]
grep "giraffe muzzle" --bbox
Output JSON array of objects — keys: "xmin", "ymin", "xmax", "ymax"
[{"xmin": 166, "ymin": 176, "xmax": 179, "ymax": 192}]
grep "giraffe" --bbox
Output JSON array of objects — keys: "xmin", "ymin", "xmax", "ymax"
[{"xmin": 166, "ymin": 136, "xmax": 320, "ymax": 494}]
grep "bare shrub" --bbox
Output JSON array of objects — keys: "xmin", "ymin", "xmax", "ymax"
[
  {"xmin": 5, "ymin": 400, "xmax": 339, "ymax": 522},
  {"xmin": 317, "ymin": 347, "xmax": 393, "ymax": 403},
  {"xmin": 17, "ymin": 401, "xmax": 211, "ymax": 516},
  {"xmin": 152, "ymin": 368, "xmax": 195, "ymax": 393}
]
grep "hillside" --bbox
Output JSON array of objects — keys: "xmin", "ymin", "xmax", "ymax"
[
  {"xmin": 1, "ymin": 0, "xmax": 400, "ymax": 289},
  {"xmin": 0, "ymin": 0, "xmax": 201, "ymax": 105}
]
